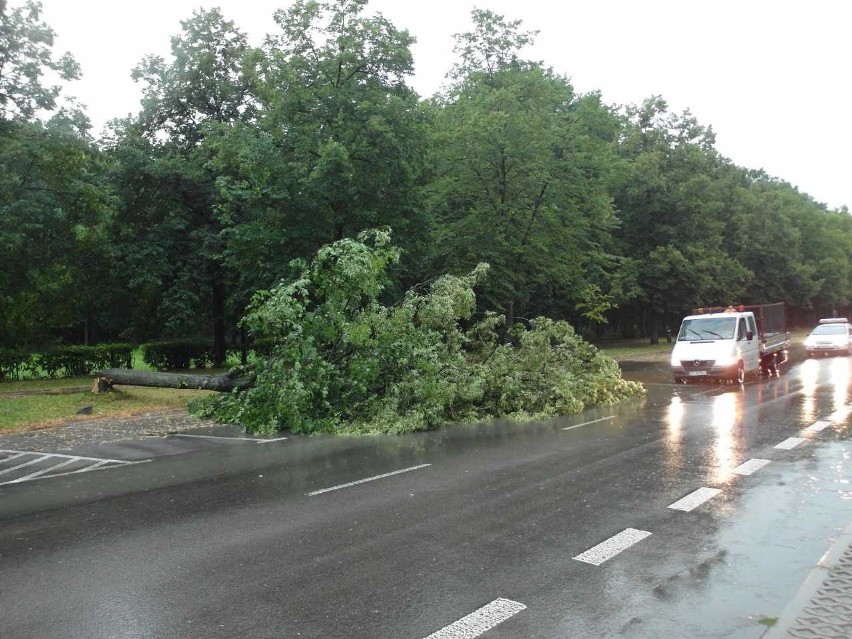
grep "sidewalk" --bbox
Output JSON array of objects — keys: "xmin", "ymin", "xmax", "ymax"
[{"xmin": 762, "ymin": 523, "xmax": 852, "ymax": 638}]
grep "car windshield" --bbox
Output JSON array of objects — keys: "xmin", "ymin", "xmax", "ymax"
[
  {"xmin": 678, "ymin": 317, "xmax": 737, "ymax": 341},
  {"xmin": 811, "ymin": 324, "xmax": 846, "ymax": 335}
]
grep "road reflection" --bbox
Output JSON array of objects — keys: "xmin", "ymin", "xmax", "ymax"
[
  {"xmin": 829, "ymin": 357, "xmax": 850, "ymax": 416},
  {"xmin": 663, "ymin": 396, "xmax": 685, "ymax": 472},
  {"xmin": 662, "ymin": 388, "xmax": 746, "ymax": 485},
  {"xmin": 710, "ymin": 392, "xmax": 743, "ymax": 484},
  {"xmin": 798, "ymin": 359, "xmax": 819, "ymax": 423},
  {"xmin": 799, "ymin": 356, "xmax": 851, "ymax": 425}
]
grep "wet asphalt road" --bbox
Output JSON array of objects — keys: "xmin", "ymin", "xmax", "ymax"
[{"xmin": 0, "ymin": 356, "xmax": 850, "ymax": 639}]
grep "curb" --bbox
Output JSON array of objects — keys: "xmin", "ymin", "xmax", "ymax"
[{"xmin": 762, "ymin": 522, "xmax": 852, "ymax": 638}]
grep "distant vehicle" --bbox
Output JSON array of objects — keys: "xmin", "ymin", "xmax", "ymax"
[
  {"xmin": 670, "ymin": 303, "xmax": 790, "ymax": 384},
  {"xmin": 804, "ymin": 318, "xmax": 852, "ymax": 357}
]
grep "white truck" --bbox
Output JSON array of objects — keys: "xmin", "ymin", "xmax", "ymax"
[{"xmin": 670, "ymin": 303, "xmax": 790, "ymax": 384}]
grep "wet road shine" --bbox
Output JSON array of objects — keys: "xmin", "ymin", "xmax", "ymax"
[{"xmin": 0, "ymin": 355, "xmax": 849, "ymax": 638}]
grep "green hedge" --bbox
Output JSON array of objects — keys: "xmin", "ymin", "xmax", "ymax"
[
  {"xmin": 0, "ymin": 344, "xmax": 134, "ymax": 380},
  {"xmin": 0, "ymin": 348, "xmax": 30, "ymax": 381},
  {"xmin": 226, "ymin": 337, "xmax": 276, "ymax": 363},
  {"xmin": 38, "ymin": 344, "xmax": 134, "ymax": 378},
  {"xmin": 141, "ymin": 339, "xmax": 214, "ymax": 371}
]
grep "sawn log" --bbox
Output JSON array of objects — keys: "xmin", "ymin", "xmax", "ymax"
[{"xmin": 95, "ymin": 368, "xmax": 254, "ymax": 392}]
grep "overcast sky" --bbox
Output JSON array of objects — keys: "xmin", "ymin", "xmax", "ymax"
[{"xmin": 36, "ymin": 0, "xmax": 851, "ymax": 210}]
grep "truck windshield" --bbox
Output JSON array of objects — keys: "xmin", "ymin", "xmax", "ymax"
[{"xmin": 678, "ymin": 317, "xmax": 737, "ymax": 341}]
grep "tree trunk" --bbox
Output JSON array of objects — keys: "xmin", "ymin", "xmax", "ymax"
[
  {"xmin": 94, "ymin": 368, "xmax": 253, "ymax": 393},
  {"xmin": 212, "ymin": 280, "xmax": 227, "ymax": 367},
  {"xmin": 649, "ymin": 313, "xmax": 660, "ymax": 345}
]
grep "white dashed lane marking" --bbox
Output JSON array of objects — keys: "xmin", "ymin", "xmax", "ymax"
[
  {"xmin": 775, "ymin": 437, "xmax": 806, "ymax": 450},
  {"xmin": 562, "ymin": 416, "xmax": 615, "ymax": 431},
  {"xmin": 668, "ymin": 487, "xmax": 721, "ymax": 512},
  {"xmin": 805, "ymin": 420, "xmax": 833, "ymax": 433},
  {"xmin": 830, "ymin": 406, "xmax": 851, "ymax": 422},
  {"xmin": 423, "ymin": 598, "xmax": 527, "ymax": 639},
  {"xmin": 0, "ymin": 449, "xmax": 148, "ymax": 487},
  {"xmin": 307, "ymin": 463, "xmax": 432, "ymax": 496},
  {"xmin": 573, "ymin": 528, "xmax": 652, "ymax": 566},
  {"xmin": 732, "ymin": 458, "xmax": 771, "ymax": 476}
]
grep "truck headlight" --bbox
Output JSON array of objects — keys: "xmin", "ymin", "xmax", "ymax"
[{"xmin": 715, "ymin": 352, "xmax": 737, "ymax": 366}]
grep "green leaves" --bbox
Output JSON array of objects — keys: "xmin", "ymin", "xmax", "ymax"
[
  {"xmin": 426, "ymin": 10, "xmax": 623, "ymax": 323},
  {"xmin": 0, "ymin": 117, "xmax": 114, "ymax": 348},
  {"xmin": 194, "ymin": 231, "xmax": 642, "ymax": 435},
  {"xmin": 0, "ymin": 0, "xmax": 80, "ymax": 121}
]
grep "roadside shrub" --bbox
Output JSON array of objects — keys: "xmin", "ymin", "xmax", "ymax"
[
  {"xmin": 54, "ymin": 346, "xmax": 96, "ymax": 377},
  {"xmin": 34, "ymin": 344, "xmax": 135, "ymax": 378},
  {"xmin": 0, "ymin": 345, "xmax": 134, "ymax": 381},
  {"xmin": 0, "ymin": 349, "xmax": 31, "ymax": 381},
  {"xmin": 36, "ymin": 350, "xmax": 67, "ymax": 378},
  {"xmin": 97, "ymin": 343, "xmax": 134, "ymax": 369},
  {"xmin": 225, "ymin": 337, "xmax": 276, "ymax": 365},
  {"xmin": 142, "ymin": 339, "xmax": 213, "ymax": 371}
]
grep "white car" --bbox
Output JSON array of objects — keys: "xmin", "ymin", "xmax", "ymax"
[{"xmin": 804, "ymin": 318, "xmax": 852, "ymax": 357}]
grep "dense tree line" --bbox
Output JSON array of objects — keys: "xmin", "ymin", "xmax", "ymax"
[{"xmin": 2, "ymin": 0, "xmax": 851, "ymax": 359}]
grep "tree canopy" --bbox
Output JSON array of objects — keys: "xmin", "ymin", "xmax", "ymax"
[{"xmin": 2, "ymin": 0, "xmax": 850, "ymax": 389}]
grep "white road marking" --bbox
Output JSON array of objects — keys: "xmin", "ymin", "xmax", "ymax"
[
  {"xmin": 573, "ymin": 528, "xmax": 652, "ymax": 566},
  {"xmin": 805, "ymin": 420, "xmax": 832, "ymax": 433},
  {"xmin": 5, "ymin": 460, "xmax": 151, "ymax": 485},
  {"xmin": 689, "ymin": 387, "xmax": 727, "ymax": 396},
  {"xmin": 668, "ymin": 487, "xmax": 722, "ymax": 512},
  {"xmin": 0, "ymin": 454, "xmax": 50, "ymax": 476},
  {"xmin": 0, "ymin": 449, "xmax": 139, "ymax": 464},
  {"xmin": 171, "ymin": 433, "xmax": 287, "ymax": 443},
  {"xmin": 562, "ymin": 416, "xmax": 615, "ymax": 431},
  {"xmin": 307, "ymin": 464, "xmax": 432, "ymax": 496},
  {"xmin": 775, "ymin": 437, "xmax": 806, "ymax": 450},
  {"xmin": 0, "ymin": 450, "xmax": 149, "ymax": 487},
  {"xmin": 830, "ymin": 406, "xmax": 851, "ymax": 422},
  {"xmin": 5, "ymin": 457, "xmax": 79, "ymax": 483},
  {"xmin": 423, "ymin": 598, "xmax": 527, "ymax": 639},
  {"xmin": 732, "ymin": 458, "xmax": 771, "ymax": 476}
]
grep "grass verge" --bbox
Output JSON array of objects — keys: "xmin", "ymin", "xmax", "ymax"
[
  {"xmin": 0, "ymin": 385, "xmax": 215, "ymax": 433},
  {"xmin": 597, "ymin": 338, "xmax": 674, "ymax": 361}
]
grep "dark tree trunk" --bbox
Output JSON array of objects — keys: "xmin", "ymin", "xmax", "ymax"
[
  {"xmin": 649, "ymin": 311, "xmax": 660, "ymax": 345},
  {"xmin": 95, "ymin": 368, "xmax": 253, "ymax": 392},
  {"xmin": 239, "ymin": 326, "xmax": 248, "ymax": 365},
  {"xmin": 212, "ymin": 280, "xmax": 226, "ymax": 366}
]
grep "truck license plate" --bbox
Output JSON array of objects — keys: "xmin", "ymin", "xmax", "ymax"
[{"xmin": 689, "ymin": 371, "xmax": 708, "ymax": 376}]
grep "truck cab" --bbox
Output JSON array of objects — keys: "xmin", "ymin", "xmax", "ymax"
[{"xmin": 670, "ymin": 309, "xmax": 760, "ymax": 384}]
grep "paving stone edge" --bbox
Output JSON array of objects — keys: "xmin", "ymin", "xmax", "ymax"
[{"xmin": 761, "ymin": 522, "xmax": 852, "ymax": 639}]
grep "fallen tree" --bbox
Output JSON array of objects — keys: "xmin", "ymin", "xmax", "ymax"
[
  {"xmin": 190, "ymin": 229, "xmax": 645, "ymax": 436},
  {"xmin": 93, "ymin": 368, "xmax": 254, "ymax": 393}
]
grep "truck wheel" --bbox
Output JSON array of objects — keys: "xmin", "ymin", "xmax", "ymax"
[{"xmin": 735, "ymin": 364, "xmax": 745, "ymax": 385}]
